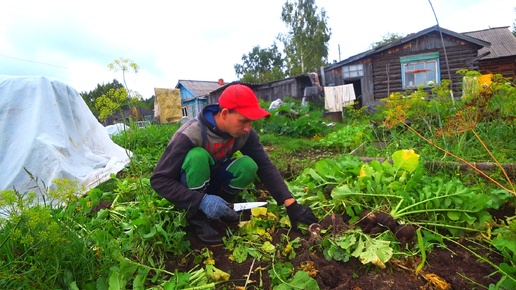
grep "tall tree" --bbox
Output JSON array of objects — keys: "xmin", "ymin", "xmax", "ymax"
[
  {"xmin": 370, "ymin": 32, "xmax": 405, "ymax": 49},
  {"xmin": 234, "ymin": 43, "xmax": 286, "ymax": 83},
  {"xmin": 513, "ymin": 7, "xmax": 516, "ymax": 37},
  {"xmin": 279, "ymin": 0, "xmax": 331, "ymax": 76}
]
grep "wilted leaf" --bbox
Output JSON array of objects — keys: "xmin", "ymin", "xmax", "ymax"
[
  {"xmin": 351, "ymin": 234, "xmax": 393, "ymax": 269},
  {"xmin": 251, "ymin": 207, "xmax": 268, "ymax": 217},
  {"xmin": 261, "ymin": 241, "xmax": 276, "ymax": 253},
  {"xmin": 206, "ymin": 265, "xmax": 230, "ymax": 282},
  {"xmin": 423, "ymin": 273, "xmax": 451, "ymax": 290},
  {"xmin": 230, "ymin": 246, "xmax": 248, "ymax": 263},
  {"xmin": 283, "ymin": 242, "xmax": 293, "ymax": 257}
]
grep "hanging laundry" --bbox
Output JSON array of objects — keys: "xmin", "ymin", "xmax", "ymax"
[{"xmin": 324, "ymin": 84, "xmax": 356, "ymax": 112}]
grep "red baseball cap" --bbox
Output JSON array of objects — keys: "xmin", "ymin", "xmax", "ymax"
[{"xmin": 218, "ymin": 84, "xmax": 270, "ymax": 120}]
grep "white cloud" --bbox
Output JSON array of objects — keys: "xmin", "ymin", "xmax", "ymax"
[{"xmin": 0, "ymin": 0, "xmax": 514, "ymax": 98}]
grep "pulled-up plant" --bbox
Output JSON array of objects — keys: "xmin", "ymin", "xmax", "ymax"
[{"xmin": 289, "ymin": 148, "xmax": 502, "ymax": 269}]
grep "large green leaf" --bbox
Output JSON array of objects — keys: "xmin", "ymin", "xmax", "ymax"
[
  {"xmin": 351, "ymin": 234, "xmax": 393, "ymax": 268},
  {"xmin": 274, "ymin": 271, "xmax": 320, "ymax": 290},
  {"xmin": 392, "ymin": 149, "xmax": 420, "ymax": 172}
]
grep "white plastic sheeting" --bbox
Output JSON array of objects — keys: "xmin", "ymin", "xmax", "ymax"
[
  {"xmin": 105, "ymin": 123, "xmax": 130, "ymax": 136},
  {"xmin": 0, "ymin": 75, "xmax": 131, "ymax": 197},
  {"xmin": 268, "ymin": 99, "xmax": 284, "ymax": 110}
]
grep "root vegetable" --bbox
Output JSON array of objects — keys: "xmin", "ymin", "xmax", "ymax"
[
  {"xmin": 320, "ymin": 213, "xmax": 348, "ymax": 234},
  {"xmin": 394, "ymin": 224, "xmax": 416, "ymax": 245},
  {"xmin": 369, "ymin": 226, "xmax": 385, "ymax": 235},
  {"xmin": 358, "ymin": 210, "xmax": 415, "ymax": 245},
  {"xmin": 358, "ymin": 210, "xmax": 396, "ymax": 234},
  {"xmin": 308, "ymin": 223, "xmax": 322, "ymax": 240},
  {"xmin": 375, "ymin": 212, "xmax": 398, "ymax": 232},
  {"xmin": 358, "ymin": 209, "xmax": 377, "ymax": 233}
]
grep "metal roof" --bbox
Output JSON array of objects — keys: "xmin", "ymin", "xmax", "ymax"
[
  {"xmin": 463, "ymin": 26, "xmax": 516, "ymax": 59},
  {"xmin": 176, "ymin": 80, "xmax": 223, "ymax": 97}
]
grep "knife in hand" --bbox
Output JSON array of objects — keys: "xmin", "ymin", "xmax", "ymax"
[{"xmin": 230, "ymin": 201, "xmax": 267, "ymax": 212}]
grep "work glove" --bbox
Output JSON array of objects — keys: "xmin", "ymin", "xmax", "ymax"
[
  {"xmin": 286, "ymin": 201, "xmax": 318, "ymax": 230},
  {"xmin": 199, "ymin": 194, "xmax": 238, "ymax": 220}
]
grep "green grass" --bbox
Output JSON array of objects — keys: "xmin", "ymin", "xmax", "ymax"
[{"xmin": 1, "ymin": 84, "xmax": 515, "ymax": 288}]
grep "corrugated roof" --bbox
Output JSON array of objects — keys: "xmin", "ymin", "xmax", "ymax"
[
  {"xmin": 464, "ymin": 26, "xmax": 516, "ymax": 59},
  {"xmin": 176, "ymin": 80, "xmax": 223, "ymax": 96}
]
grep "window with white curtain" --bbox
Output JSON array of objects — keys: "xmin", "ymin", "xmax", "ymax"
[{"xmin": 400, "ymin": 52, "xmax": 440, "ymax": 89}]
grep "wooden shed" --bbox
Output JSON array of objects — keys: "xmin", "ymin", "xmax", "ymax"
[
  {"xmin": 207, "ymin": 74, "xmax": 316, "ymax": 105},
  {"xmin": 323, "ymin": 25, "xmax": 491, "ymax": 109},
  {"xmin": 464, "ymin": 26, "xmax": 516, "ymax": 80}
]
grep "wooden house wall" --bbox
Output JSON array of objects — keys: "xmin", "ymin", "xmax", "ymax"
[
  {"xmin": 177, "ymin": 85, "xmax": 194, "ymax": 100},
  {"xmin": 207, "ymin": 76, "xmax": 313, "ymax": 105},
  {"xmin": 324, "ymin": 67, "xmax": 343, "ymax": 86},
  {"xmin": 361, "ymin": 62, "xmax": 374, "ymax": 105},
  {"xmin": 478, "ymin": 56, "xmax": 516, "ymax": 80},
  {"xmin": 206, "ymin": 93, "xmax": 219, "ymax": 105},
  {"xmin": 102, "ymin": 107, "xmax": 154, "ymax": 126},
  {"xmin": 254, "ymin": 80, "xmax": 296, "ymax": 102},
  {"xmin": 371, "ymin": 33, "xmax": 480, "ymax": 101},
  {"xmin": 254, "ymin": 77, "xmax": 312, "ymax": 102}
]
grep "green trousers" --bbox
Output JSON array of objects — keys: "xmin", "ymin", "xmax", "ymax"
[{"xmin": 180, "ymin": 147, "xmax": 258, "ymax": 199}]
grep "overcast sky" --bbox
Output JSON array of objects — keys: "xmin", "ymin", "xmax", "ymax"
[{"xmin": 1, "ymin": 0, "xmax": 514, "ymax": 98}]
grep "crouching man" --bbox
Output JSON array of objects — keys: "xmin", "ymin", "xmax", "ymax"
[{"xmin": 150, "ymin": 84, "xmax": 317, "ymax": 245}]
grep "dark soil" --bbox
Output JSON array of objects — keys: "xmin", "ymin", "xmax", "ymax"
[
  {"xmin": 165, "ymin": 210, "xmax": 506, "ymax": 290},
  {"xmin": 163, "ymin": 148, "xmax": 512, "ymax": 289}
]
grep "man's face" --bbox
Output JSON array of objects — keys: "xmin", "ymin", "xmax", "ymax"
[{"xmin": 221, "ymin": 109, "xmax": 253, "ymax": 137}]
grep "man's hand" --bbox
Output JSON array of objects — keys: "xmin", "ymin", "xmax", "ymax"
[
  {"xmin": 286, "ymin": 201, "xmax": 318, "ymax": 230},
  {"xmin": 199, "ymin": 194, "xmax": 238, "ymax": 220}
]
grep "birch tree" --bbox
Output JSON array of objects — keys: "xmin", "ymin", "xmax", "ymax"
[{"xmin": 279, "ymin": 0, "xmax": 331, "ymax": 76}]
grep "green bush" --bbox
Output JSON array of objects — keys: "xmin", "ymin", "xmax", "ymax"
[{"xmin": 254, "ymin": 98, "xmax": 333, "ymax": 139}]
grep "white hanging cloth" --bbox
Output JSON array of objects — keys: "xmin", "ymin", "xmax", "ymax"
[{"xmin": 324, "ymin": 84, "xmax": 356, "ymax": 112}]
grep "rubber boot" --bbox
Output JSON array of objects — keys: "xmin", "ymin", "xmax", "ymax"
[{"xmin": 187, "ymin": 212, "xmax": 224, "ymax": 245}]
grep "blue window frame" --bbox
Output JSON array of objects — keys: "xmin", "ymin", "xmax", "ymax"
[{"xmin": 400, "ymin": 52, "xmax": 440, "ymax": 89}]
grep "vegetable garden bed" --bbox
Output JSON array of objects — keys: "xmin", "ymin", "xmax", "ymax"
[
  {"xmin": 1, "ymin": 74, "xmax": 515, "ymax": 289},
  {"xmin": 157, "ymin": 143, "xmax": 513, "ymax": 289}
]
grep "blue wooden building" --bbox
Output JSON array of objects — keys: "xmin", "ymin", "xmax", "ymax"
[{"xmin": 175, "ymin": 79, "xmax": 224, "ymax": 119}]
